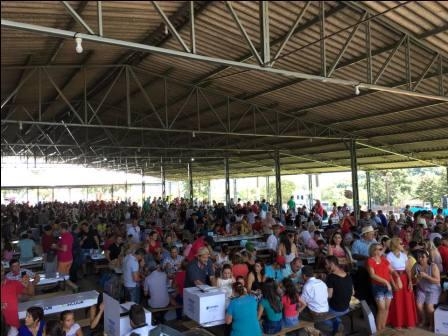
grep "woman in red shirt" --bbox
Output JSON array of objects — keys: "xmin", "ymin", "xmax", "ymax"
[
  {"xmin": 281, "ymin": 278, "xmax": 305, "ymax": 327},
  {"xmin": 367, "ymin": 243, "xmax": 400, "ymax": 332},
  {"xmin": 145, "ymin": 231, "xmax": 161, "ymax": 259},
  {"xmin": 231, "ymin": 254, "xmax": 249, "ymax": 281}
]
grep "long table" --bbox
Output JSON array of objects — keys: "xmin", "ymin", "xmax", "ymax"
[
  {"xmin": 18, "ymin": 290, "xmax": 99, "ymax": 319},
  {"xmin": 2, "ymin": 256, "xmax": 44, "ymax": 271},
  {"xmin": 35, "ymin": 272, "xmax": 69, "ymax": 286},
  {"xmin": 212, "ymin": 234, "xmax": 264, "ymax": 244}
]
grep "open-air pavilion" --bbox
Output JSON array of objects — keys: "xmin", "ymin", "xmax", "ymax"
[{"xmin": 2, "ymin": 1, "xmax": 448, "ymax": 221}]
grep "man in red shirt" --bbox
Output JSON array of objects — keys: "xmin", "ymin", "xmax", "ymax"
[
  {"xmin": 187, "ymin": 235, "xmax": 214, "ymax": 262},
  {"xmin": 1, "ymin": 264, "xmax": 28, "ymax": 332},
  {"xmin": 438, "ymin": 234, "xmax": 448, "ymax": 272},
  {"xmin": 52, "ymin": 222, "xmax": 74, "ymax": 275}
]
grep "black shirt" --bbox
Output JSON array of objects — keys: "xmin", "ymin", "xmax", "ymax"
[
  {"xmin": 326, "ymin": 273, "xmax": 353, "ymax": 311},
  {"xmin": 108, "ymin": 243, "xmax": 123, "ymax": 261},
  {"xmin": 80, "ymin": 229, "xmax": 99, "ymax": 249},
  {"xmin": 184, "ymin": 259, "xmax": 214, "ymax": 288}
]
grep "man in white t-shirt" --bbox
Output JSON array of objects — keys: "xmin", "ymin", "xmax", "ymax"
[
  {"xmin": 299, "ymin": 266, "xmax": 329, "ymax": 316},
  {"xmin": 127, "ymin": 220, "xmax": 141, "ymax": 244},
  {"xmin": 267, "ymin": 225, "xmax": 281, "ymax": 252}
]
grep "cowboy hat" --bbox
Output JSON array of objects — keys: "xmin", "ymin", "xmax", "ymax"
[{"xmin": 361, "ymin": 225, "xmax": 376, "ymax": 235}]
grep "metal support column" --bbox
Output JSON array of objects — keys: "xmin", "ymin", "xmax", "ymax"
[
  {"xmin": 350, "ymin": 140, "xmax": 360, "ymax": 224},
  {"xmin": 366, "ymin": 171, "xmax": 372, "ymax": 210},
  {"xmin": 260, "ymin": 1, "xmax": 270, "ymax": 65},
  {"xmin": 111, "ymin": 185, "xmax": 114, "ymax": 201},
  {"xmin": 233, "ymin": 178, "xmax": 237, "ymax": 201},
  {"xmin": 274, "ymin": 151, "xmax": 282, "ymax": 216},
  {"xmin": 266, "ymin": 176, "xmax": 270, "ymax": 202},
  {"xmin": 187, "ymin": 163, "xmax": 193, "ymax": 202},
  {"xmin": 308, "ymin": 174, "xmax": 313, "ymax": 210},
  {"xmin": 208, "ymin": 180, "xmax": 211, "ymax": 204},
  {"xmin": 142, "ymin": 171, "xmax": 145, "ymax": 205},
  {"xmin": 161, "ymin": 159, "xmax": 166, "ymax": 199},
  {"xmin": 224, "ymin": 158, "xmax": 231, "ymax": 208}
]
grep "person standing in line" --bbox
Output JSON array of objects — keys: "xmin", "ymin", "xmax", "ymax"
[
  {"xmin": 52, "ymin": 222, "xmax": 73, "ymax": 275},
  {"xmin": 123, "ymin": 248, "xmax": 146, "ymax": 304}
]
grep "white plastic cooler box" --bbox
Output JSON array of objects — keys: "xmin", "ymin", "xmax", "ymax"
[{"xmin": 183, "ymin": 286, "xmax": 226, "ymax": 327}]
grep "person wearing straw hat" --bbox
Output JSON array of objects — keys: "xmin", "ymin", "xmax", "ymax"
[
  {"xmin": 184, "ymin": 247, "xmax": 215, "ymax": 288},
  {"xmin": 351, "ymin": 225, "xmax": 377, "ymax": 304},
  {"xmin": 351, "ymin": 226, "xmax": 377, "ymax": 267}
]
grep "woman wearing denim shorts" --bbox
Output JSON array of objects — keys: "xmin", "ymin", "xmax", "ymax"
[
  {"xmin": 413, "ymin": 250, "xmax": 441, "ymax": 331},
  {"xmin": 367, "ymin": 243, "xmax": 400, "ymax": 332}
]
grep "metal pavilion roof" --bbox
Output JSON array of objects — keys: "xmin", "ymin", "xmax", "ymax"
[{"xmin": 1, "ymin": 1, "xmax": 447, "ymax": 180}]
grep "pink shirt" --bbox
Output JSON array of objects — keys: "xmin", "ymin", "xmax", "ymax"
[
  {"xmin": 282, "ymin": 295, "xmax": 299, "ymax": 318},
  {"xmin": 57, "ymin": 231, "xmax": 74, "ymax": 262}
]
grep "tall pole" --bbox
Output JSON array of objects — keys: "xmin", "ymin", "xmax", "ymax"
[
  {"xmin": 224, "ymin": 158, "xmax": 230, "ymax": 209},
  {"xmin": 233, "ymin": 178, "xmax": 237, "ymax": 201},
  {"xmin": 366, "ymin": 171, "xmax": 372, "ymax": 210},
  {"xmin": 161, "ymin": 159, "xmax": 166, "ymax": 199},
  {"xmin": 141, "ymin": 170, "xmax": 145, "ymax": 206},
  {"xmin": 308, "ymin": 174, "xmax": 313, "ymax": 210},
  {"xmin": 187, "ymin": 162, "xmax": 193, "ymax": 202},
  {"xmin": 266, "ymin": 176, "xmax": 270, "ymax": 202},
  {"xmin": 350, "ymin": 140, "xmax": 360, "ymax": 224},
  {"xmin": 274, "ymin": 150, "xmax": 282, "ymax": 216}
]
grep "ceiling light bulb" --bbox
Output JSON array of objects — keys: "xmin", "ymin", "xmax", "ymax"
[
  {"xmin": 75, "ymin": 37, "xmax": 83, "ymax": 54},
  {"xmin": 191, "ymin": 157, "xmax": 195, "ymax": 162},
  {"xmin": 19, "ymin": 121, "xmax": 23, "ymax": 130},
  {"xmin": 192, "ymin": 131, "xmax": 196, "ymax": 138},
  {"xmin": 354, "ymin": 85, "xmax": 360, "ymax": 95}
]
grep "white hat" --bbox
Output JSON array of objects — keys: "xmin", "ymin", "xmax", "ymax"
[{"xmin": 361, "ymin": 225, "xmax": 375, "ymax": 235}]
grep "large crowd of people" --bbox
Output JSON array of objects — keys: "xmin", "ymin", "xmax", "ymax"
[{"xmin": 1, "ymin": 197, "xmax": 448, "ymax": 336}]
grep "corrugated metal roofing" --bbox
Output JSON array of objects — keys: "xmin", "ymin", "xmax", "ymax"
[{"xmin": 1, "ymin": 1, "xmax": 447, "ymax": 179}]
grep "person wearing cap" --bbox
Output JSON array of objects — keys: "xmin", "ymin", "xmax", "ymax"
[{"xmin": 184, "ymin": 247, "xmax": 215, "ymax": 288}]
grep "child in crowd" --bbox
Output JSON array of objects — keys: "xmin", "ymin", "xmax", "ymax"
[
  {"xmin": 60, "ymin": 310, "xmax": 83, "ymax": 336},
  {"xmin": 216, "ymin": 264, "xmax": 235, "ymax": 306}
]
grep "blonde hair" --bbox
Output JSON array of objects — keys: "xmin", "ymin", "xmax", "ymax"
[{"xmin": 389, "ymin": 237, "xmax": 402, "ymax": 253}]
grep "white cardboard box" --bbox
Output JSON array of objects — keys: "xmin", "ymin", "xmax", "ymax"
[
  {"xmin": 435, "ymin": 307, "xmax": 448, "ymax": 336},
  {"xmin": 183, "ymin": 286, "xmax": 226, "ymax": 327}
]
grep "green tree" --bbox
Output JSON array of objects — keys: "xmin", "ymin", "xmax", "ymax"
[
  {"xmin": 268, "ymin": 180, "xmax": 296, "ymax": 204},
  {"xmin": 415, "ymin": 171, "xmax": 447, "ymax": 207},
  {"xmin": 370, "ymin": 170, "xmax": 412, "ymax": 206},
  {"xmin": 182, "ymin": 179, "xmax": 210, "ymax": 201}
]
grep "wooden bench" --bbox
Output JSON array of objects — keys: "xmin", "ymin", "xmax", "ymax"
[{"xmin": 263, "ymin": 320, "xmax": 316, "ymax": 336}]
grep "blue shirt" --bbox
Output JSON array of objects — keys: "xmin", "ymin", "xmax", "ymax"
[
  {"xmin": 18, "ymin": 321, "xmax": 45, "ymax": 336},
  {"xmin": 260, "ymin": 298, "xmax": 283, "ymax": 322},
  {"xmin": 351, "ymin": 238, "xmax": 377, "ymax": 266},
  {"xmin": 123, "ymin": 254, "xmax": 139, "ymax": 288},
  {"xmin": 282, "ymin": 264, "xmax": 303, "ymax": 284},
  {"xmin": 18, "ymin": 239, "xmax": 35, "ymax": 261},
  {"xmin": 265, "ymin": 265, "xmax": 284, "ymax": 282},
  {"xmin": 227, "ymin": 295, "xmax": 261, "ymax": 336}
]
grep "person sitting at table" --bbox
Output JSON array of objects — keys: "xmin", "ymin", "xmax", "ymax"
[
  {"xmin": 89, "ymin": 293, "xmax": 104, "ymax": 336},
  {"xmin": 6, "ymin": 259, "xmax": 39, "ymax": 296},
  {"xmin": 282, "ymin": 257, "xmax": 303, "ymax": 285},
  {"xmin": 327, "ymin": 232, "xmax": 352, "ymax": 271},
  {"xmin": 60, "ymin": 310, "xmax": 83, "ymax": 336},
  {"xmin": 215, "ymin": 245, "xmax": 230, "ymax": 269},
  {"xmin": 45, "ymin": 320, "xmax": 64, "ymax": 336},
  {"xmin": 281, "ymin": 278, "xmax": 305, "ymax": 327},
  {"xmin": 144, "ymin": 231, "xmax": 161, "ymax": 260},
  {"xmin": 265, "ymin": 257, "xmax": 285, "ymax": 283},
  {"xmin": 217, "ymin": 264, "xmax": 235, "ymax": 306},
  {"xmin": 267, "ymin": 225, "xmax": 281, "ymax": 252},
  {"xmin": 231, "ymin": 253, "xmax": 249, "ymax": 281},
  {"xmin": 171, "ymin": 259, "xmax": 188, "ymax": 320},
  {"xmin": 226, "ymin": 282, "xmax": 262, "ymax": 336},
  {"xmin": 123, "ymin": 304, "xmax": 150, "ymax": 336},
  {"xmin": 2, "ymin": 242, "xmax": 14, "ymax": 262},
  {"xmin": 106, "ymin": 234, "xmax": 124, "ymax": 266},
  {"xmin": 297, "ymin": 266, "xmax": 329, "ymax": 320},
  {"xmin": 324, "ymin": 256, "xmax": 354, "ymax": 335},
  {"xmin": 258, "ymin": 278, "xmax": 283, "ymax": 334},
  {"xmin": 185, "ymin": 247, "xmax": 215, "ymax": 288},
  {"xmin": 278, "ymin": 233, "xmax": 298, "ymax": 265},
  {"xmin": 17, "ymin": 232, "xmax": 36, "ymax": 262},
  {"xmin": 143, "ymin": 261, "xmax": 169, "ymax": 322},
  {"xmin": 18, "ymin": 306, "xmax": 45, "ymax": 336},
  {"xmin": 162, "ymin": 246, "xmax": 183, "ymax": 276},
  {"xmin": 247, "ymin": 260, "xmax": 265, "ymax": 294}
]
